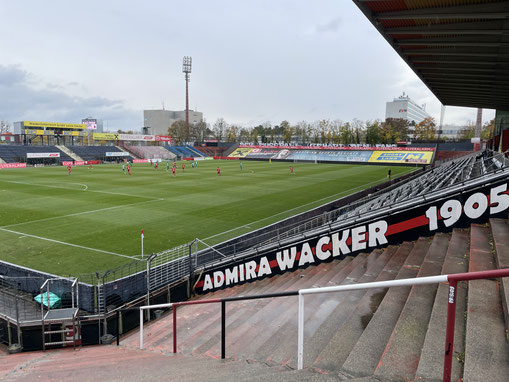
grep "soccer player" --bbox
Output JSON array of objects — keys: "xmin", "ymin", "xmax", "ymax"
[
  {"xmin": 240, "ymin": 161, "xmax": 243, "ymax": 171},
  {"xmin": 172, "ymin": 166, "xmax": 176, "ymax": 177},
  {"xmin": 122, "ymin": 164, "xmax": 126, "ymax": 175},
  {"xmin": 67, "ymin": 164, "xmax": 72, "ymax": 175},
  {"xmin": 217, "ymin": 167, "xmax": 221, "ymax": 176},
  {"xmin": 182, "ymin": 163, "xmax": 185, "ymax": 172},
  {"xmin": 155, "ymin": 162, "xmax": 158, "ymax": 170},
  {"xmin": 166, "ymin": 161, "xmax": 170, "ymax": 171},
  {"xmin": 191, "ymin": 162, "xmax": 195, "ymax": 168},
  {"xmin": 127, "ymin": 164, "xmax": 131, "ymax": 175},
  {"xmin": 387, "ymin": 169, "xmax": 391, "ymax": 179}
]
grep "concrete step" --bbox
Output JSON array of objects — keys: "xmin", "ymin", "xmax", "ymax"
[
  {"xmin": 184, "ymin": 262, "xmax": 331, "ymax": 356},
  {"xmin": 374, "ymin": 233, "xmax": 449, "ymax": 381},
  {"xmin": 218, "ymin": 255, "xmax": 367, "ymax": 362},
  {"xmin": 282, "ymin": 248, "xmax": 395, "ymax": 369},
  {"xmin": 463, "ymin": 224, "xmax": 509, "ymax": 382},
  {"xmin": 415, "ymin": 229, "xmax": 469, "ymax": 382},
  {"xmin": 246, "ymin": 252, "xmax": 378, "ymax": 365},
  {"xmin": 341, "ymin": 238, "xmax": 430, "ymax": 378},
  {"xmin": 489, "ymin": 218, "xmax": 509, "ymax": 332},
  {"xmin": 314, "ymin": 244, "xmax": 411, "ymax": 372}
]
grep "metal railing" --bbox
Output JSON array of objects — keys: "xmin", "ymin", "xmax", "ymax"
[
  {"xmin": 297, "ymin": 268, "xmax": 509, "ymax": 382},
  {"xmin": 136, "ymin": 268, "xmax": 509, "ymax": 382}
]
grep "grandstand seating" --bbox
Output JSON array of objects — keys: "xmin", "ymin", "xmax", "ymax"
[
  {"xmin": 121, "ymin": 222, "xmax": 509, "ymax": 381},
  {"xmin": 126, "ymin": 146, "xmax": 176, "ymax": 160},
  {"xmin": 0, "ymin": 145, "xmax": 73, "ymax": 163},
  {"xmin": 340, "ymin": 152, "xmax": 505, "ymax": 220},
  {"xmin": 65, "ymin": 146, "xmax": 133, "ymax": 162},
  {"xmin": 166, "ymin": 146, "xmax": 205, "ymax": 158}
]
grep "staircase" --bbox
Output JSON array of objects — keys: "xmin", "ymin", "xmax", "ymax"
[
  {"xmin": 120, "ymin": 221, "xmax": 509, "ymax": 381},
  {"xmin": 116, "ymin": 145, "xmax": 139, "ymax": 159},
  {"xmin": 56, "ymin": 145, "xmax": 83, "ymax": 162}
]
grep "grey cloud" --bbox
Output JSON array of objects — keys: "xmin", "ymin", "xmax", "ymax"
[
  {"xmin": 0, "ymin": 65, "xmax": 140, "ymax": 130},
  {"xmin": 315, "ymin": 17, "xmax": 342, "ymax": 33}
]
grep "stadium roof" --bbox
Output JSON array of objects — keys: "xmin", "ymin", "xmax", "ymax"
[{"xmin": 353, "ymin": 0, "xmax": 509, "ymax": 110}]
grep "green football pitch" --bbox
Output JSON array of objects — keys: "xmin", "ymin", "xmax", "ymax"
[{"xmin": 0, "ymin": 160, "xmax": 415, "ymax": 276}]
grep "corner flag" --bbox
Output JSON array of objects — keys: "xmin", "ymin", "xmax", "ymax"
[{"xmin": 141, "ymin": 230, "xmax": 144, "ymax": 259}]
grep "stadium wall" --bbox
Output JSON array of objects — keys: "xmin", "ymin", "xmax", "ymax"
[{"xmin": 0, "ymin": 260, "xmax": 95, "ymax": 312}]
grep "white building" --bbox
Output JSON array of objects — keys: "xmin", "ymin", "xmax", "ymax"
[
  {"xmin": 143, "ymin": 109, "xmax": 203, "ymax": 136},
  {"xmin": 386, "ymin": 93, "xmax": 431, "ymax": 124}
]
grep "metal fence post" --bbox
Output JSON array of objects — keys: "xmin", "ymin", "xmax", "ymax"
[
  {"xmin": 221, "ymin": 300, "xmax": 226, "ymax": 359},
  {"xmin": 443, "ymin": 280, "xmax": 457, "ymax": 382},
  {"xmin": 297, "ymin": 293, "xmax": 304, "ymax": 370}
]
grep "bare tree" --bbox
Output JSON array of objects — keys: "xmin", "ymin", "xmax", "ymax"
[{"xmin": 213, "ymin": 118, "xmax": 228, "ymax": 141}]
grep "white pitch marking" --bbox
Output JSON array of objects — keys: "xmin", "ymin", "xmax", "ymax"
[
  {"xmin": 202, "ymin": 171, "xmax": 414, "ymax": 241},
  {"xmin": 1, "ymin": 199, "xmax": 161, "ymax": 229},
  {"xmin": 0, "ymin": 180, "xmax": 162, "ymax": 200},
  {"xmin": 0, "ymin": 227, "xmax": 139, "ymax": 260}
]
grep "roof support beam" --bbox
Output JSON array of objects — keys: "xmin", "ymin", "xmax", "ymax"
[{"xmin": 375, "ymin": 2, "xmax": 509, "ymax": 20}]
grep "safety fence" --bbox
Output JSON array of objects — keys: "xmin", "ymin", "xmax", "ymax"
[{"xmin": 137, "ymin": 268, "xmax": 509, "ymax": 382}]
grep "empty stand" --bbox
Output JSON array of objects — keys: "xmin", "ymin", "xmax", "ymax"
[
  {"xmin": 0, "ymin": 145, "xmax": 72, "ymax": 163},
  {"xmin": 166, "ymin": 146, "xmax": 204, "ymax": 158},
  {"xmin": 65, "ymin": 146, "xmax": 133, "ymax": 162},
  {"xmin": 125, "ymin": 145, "xmax": 176, "ymax": 160}
]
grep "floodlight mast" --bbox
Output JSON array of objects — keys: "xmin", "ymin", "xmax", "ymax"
[{"xmin": 182, "ymin": 56, "xmax": 192, "ymax": 126}]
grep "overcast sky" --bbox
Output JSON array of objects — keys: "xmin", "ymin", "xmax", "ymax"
[{"xmin": 0, "ymin": 0, "xmax": 495, "ymax": 132}]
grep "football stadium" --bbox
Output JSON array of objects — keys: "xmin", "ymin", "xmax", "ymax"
[{"xmin": 2, "ymin": 1, "xmax": 509, "ymax": 381}]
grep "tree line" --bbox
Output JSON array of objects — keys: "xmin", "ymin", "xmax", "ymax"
[{"xmin": 168, "ymin": 117, "xmax": 495, "ymax": 144}]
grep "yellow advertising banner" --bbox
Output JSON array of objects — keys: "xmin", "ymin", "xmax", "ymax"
[
  {"xmin": 369, "ymin": 151, "xmax": 434, "ymax": 164},
  {"xmin": 93, "ymin": 133, "xmax": 119, "ymax": 140},
  {"xmin": 24, "ymin": 121, "xmax": 86, "ymax": 129},
  {"xmin": 228, "ymin": 148, "xmax": 253, "ymax": 158}
]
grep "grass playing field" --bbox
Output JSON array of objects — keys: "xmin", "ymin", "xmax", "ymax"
[{"xmin": 0, "ymin": 160, "xmax": 415, "ymax": 276}]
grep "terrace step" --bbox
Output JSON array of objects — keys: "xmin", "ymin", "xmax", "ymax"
[
  {"xmin": 340, "ymin": 238, "xmax": 430, "ymax": 378},
  {"xmin": 373, "ymin": 233, "xmax": 449, "ymax": 381},
  {"xmin": 415, "ymin": 228, "xmax": 469, "ymax": 382},
  {"xmin": 56, "ymin": 145, "xmax": 83, "ymax": 162},
  {"xmin": 208, "ymin": 255, "xmax": 366, "ymax": 360},
  {"xmin": 463, "ymin": 224, "xmax": 509, "ymax": 382},
  {"xmin": 278, "ymin": 248, "xmax": 394, "ymax": 369},
  {"xmin": 209, "ymin": 255, "xmax": 364, "ymax": 361},
  {"xmin": 314, "ymin": 244, "xmax": 409, "ymax": 371},
  {"xmin": 239, "ymin": 252, "xmax": 375, "ymax": 363},
  {"xmin": 489, "ymin": 217, "xmax": 509, "ymax": 332}
]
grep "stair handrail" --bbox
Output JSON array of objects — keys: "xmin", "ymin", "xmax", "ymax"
[
  {"xmin": 136, "ymin": 268, "xmax": 509, "ymax": 382},
  {"xmin": 297, "ymin": 268, "xmax": 509, "ymax": 381}
]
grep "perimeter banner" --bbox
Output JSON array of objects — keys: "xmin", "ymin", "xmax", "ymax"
[
  {"xmin": 194, "ymin": 180, "xmax": 509, "ymax": 294},
  {"xmin": 369, "ymin": 151, "xmax": 434, "ymax": 164},
  {"xmin": 27, "ymin": 152, "xmax": 60, "ymax": 158},
  {"xmin": 228, "ymin": 148, "xmax": 253, "ymax": 158},
  {"xmin": 23, "ymin": 121, "xmax": 86, "ymax": 129},
  {"xmin": 0, "ymin": 163, "xmax": 27, "ymax": 169}
]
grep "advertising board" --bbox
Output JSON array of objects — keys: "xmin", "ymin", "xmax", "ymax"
[{"xmin": 27, "ymin": 152, "xmax": 60, "ymax": 158}]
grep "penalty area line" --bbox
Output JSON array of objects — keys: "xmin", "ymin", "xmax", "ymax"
[
  {"xmin": 0, "ymin": 180, "xmax": 162, "ymax": 200},
  {"xmin": 0, "ymin": 227, "xmax": 139, "ymax": 261},
  {"xmin": 1, "ymin": 199, "xmax": 162, "ymax": 229}
]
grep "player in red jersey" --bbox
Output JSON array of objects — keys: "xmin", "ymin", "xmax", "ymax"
[
  {"xmin": 127, "ymin": 164, "xmax": 131, "ymax": 175},
  {"xmin": 155, "ymin": 162, "xmax": 158, "ymax": 170},
  {"xmin": 182, "ymin": 163, "xmax": 185, "ymax": 172},
  {"xmin": 289, "ymin": 166, "xmax": 295, "ymax": 174},
  {"xmin": 67, "ymin": 164, "xmax": 72, "ymax": 175},
  {"xmin": 172, "ymin": 166, "xmax": 176, "ymax": 177},
  {"xmin": 217, "ymin": 167, "xmax": 221, "ymax": 176}
]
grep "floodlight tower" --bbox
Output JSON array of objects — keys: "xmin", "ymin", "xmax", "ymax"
[{"xmin": 182, "ymin": 56, "xmax": 192, "ymax": 126}]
